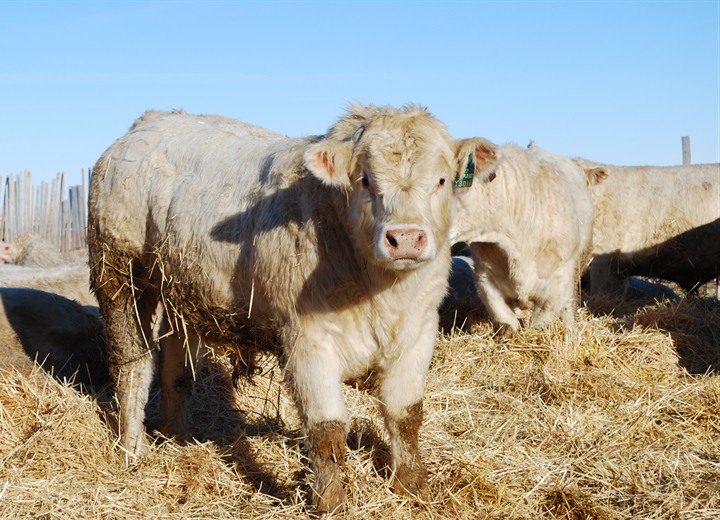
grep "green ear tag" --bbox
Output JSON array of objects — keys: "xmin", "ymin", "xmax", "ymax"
[{"xmin": 453, "ymin": 153, "xmax": 475, "ymax": 188}]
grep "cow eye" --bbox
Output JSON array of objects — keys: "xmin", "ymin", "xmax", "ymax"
[
  {"xmin": 438, "ymin": 178, "xmax": 446, "ymax": 186},
  {"xmin": 360, "ymin": 173, "xmax": 376, "ymax": 196}
]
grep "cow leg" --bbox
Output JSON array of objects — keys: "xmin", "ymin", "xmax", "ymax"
[
  {"xmin": 528, "ymin": 299, "xmax": 550, "ymax": 327},
  {"xmin": 530, "ymin": 262, "xmax": 578, "ymax": 329},
  {"xmin": 529, "ymin": 297, "xmax": 561, "ymax": 329},
  {"xmin": 384, "ymin": 401, "xmax": 427, "ymax": 497},
  {"xmin": 378, "ymin": 318, "xmax": 435, "ymax": 499},
  {"xmin": 559, "ymin": 262, "xmax": 580, "ymax": 326},
  {"xmin": 159, "ymin": 316, "xmax": 202, "ymax": 439},
  {"xmin": 102, "ymin": 287, "xmax": 158, "ymax": 460},
  {"xmin": 285, "ymin": 335, "xmax": 348, "ymax": 514},
  {"xmin": 306, "ymin": 419, "xmax": 347, "ymax": 514},
  {"xmin": 471, "ymin": 243, "xmax": 520, "ymax": 335},
  {"xmin": 530, "ymin": 261, "xmax": 580, "ymax": 328},
  {"xmin": 474, "ymin": 272, "xmax": 520, "ymax": 335}
]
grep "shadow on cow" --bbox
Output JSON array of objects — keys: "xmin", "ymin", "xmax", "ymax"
[
  {"xmin": 587, "ymin": 218, "xmax": 720, "ymax": 296},
  {"xmin": 209, "ymin": 179, "xmax": 404, "ymax": 320}
]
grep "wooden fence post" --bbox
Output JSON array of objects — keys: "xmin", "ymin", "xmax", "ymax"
[
  {"xmin": 7, "ymin": 173, "xmax": 16, "ymax": 243},
  {"xmin": 0, "ymin": 170, "xmax": 88, "ymax": 253},
  {"xmin": 681, "ymin": 136, "xmax": 692, "ymax": 166},
  {"xmin": 0, "ymin": 174, "xmax": 7, "ymax": 242}
]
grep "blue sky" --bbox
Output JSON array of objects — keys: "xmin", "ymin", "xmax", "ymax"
[{"xmin": 1, "ymin": 0, "xmax": 718, "ymax": 185}]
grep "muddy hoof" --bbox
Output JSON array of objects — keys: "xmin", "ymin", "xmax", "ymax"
[
  {"xmin": 392, "ymin": 463, "xmax": 428, "ymax": 500},
  {"xmin": 313, "ymin": 479, "xmax": 346, "ymax": 514}
]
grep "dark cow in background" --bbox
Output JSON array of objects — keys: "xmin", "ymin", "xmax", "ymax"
[
  {"xmin": 450, "ymin": 142, "xmax": 594, "ymax": 335},
  {"xmin": 578, "ymin": 159, "xmax": 720, "ymax": 294},
  {"xmin": 88, "ymin": 106, "xmax": 497, "ymax": 512}
]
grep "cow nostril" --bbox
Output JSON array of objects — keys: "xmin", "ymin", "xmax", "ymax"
[{"xmin": 384, "ymin": 228, "xmax": 429, "ymax": 260}]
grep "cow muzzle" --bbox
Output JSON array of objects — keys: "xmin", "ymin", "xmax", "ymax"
[{"xmin": 376, "ymin": 224, "xmax": 436, "ymax": 265}]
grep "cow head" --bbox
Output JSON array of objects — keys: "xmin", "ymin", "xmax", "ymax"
[{"xmin": 304, "ymin": 104, "xmax": 498, "ymax": 272}]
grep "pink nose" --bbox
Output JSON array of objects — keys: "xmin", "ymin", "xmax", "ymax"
[{"xmin": 384, "ymin": 228, "xmax": 427, "ymax": 260}]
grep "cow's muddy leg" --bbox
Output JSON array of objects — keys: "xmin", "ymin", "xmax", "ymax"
[
  {"xmin": 378, "ymin": 321, "xmax": 434, "ymax": 500},
  {"xmin": 385, "ymin": 401, "xmax": 427, "ymax": 497},
  {"xmin": 285, "ymin": 337, "xmax": 348, "ymax": 513},
  {"xmin": 102, "ymin": 287, "xmax": 158, "ymax": 460},
  {"xmin": 306, "ymin": 420, "xmax": 347, "ymax": 514},
  {"xmin": 159, "ymin": 316, "xmax": 202, "ymax": 439}
]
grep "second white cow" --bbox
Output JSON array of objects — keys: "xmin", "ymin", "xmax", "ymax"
[{"xmin": 451, "ymin": 143, "xmax": 594, "ymax": 334}]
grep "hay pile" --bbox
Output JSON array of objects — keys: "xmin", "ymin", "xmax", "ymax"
[
  {"xmin": 12, "ymin": 234, "xmax": 85, "ymax": 269},
  {"xmin": 0, "ymin": 234, "xmax": 94, "ymax": 306},
  {"xmin": 1, "ymin": 293, "xmax": 718, "ymax": 518}
]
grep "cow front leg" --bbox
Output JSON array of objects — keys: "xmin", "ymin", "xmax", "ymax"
[
  {"xmin": 114, "ymin": 342, "xmax": 155, "ymax": 459},
  {"xmin": 285, "ymin": 338, "xmax": 348, "ymax": 513},
  {"xmin": 306, "ymin": 420, "xmax": 347, "ymax": 513},
  {"xmin": 471, "ymin": 243, "xmax": 520, "ymax": 335},
  {"xmin": 385, "ymin": 401, "xmax": 427, "ymax": 497},
  {"xmin": 378, "ymin": 322, "xmax": 435, "ymax": 499},
  {"xmin": 554, "ymin": 261, "xmax": 580, "ymax": 327},
  {"xmin": 528, "ymin": 296, "xmax": 559, "ymax": 329}
]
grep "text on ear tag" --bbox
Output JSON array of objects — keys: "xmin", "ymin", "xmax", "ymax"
[{"xmin": 453, "ymin": 153, "xmax": 475, "ymax": 188}]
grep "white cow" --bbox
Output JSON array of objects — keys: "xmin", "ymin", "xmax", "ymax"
[
  {"xmin": 577, "ymin": 159, "xmax": 720, "ymax": 294},
  {"xmin": 87, "ymin": 106, "xmax": 497, "ymax": 512},
  {"xmin": 451, "ymin": 143, "xmax": 594, "ymax": 334}
]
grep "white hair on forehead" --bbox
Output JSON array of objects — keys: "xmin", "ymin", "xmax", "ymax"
[{"xmin": 326, "ymin": 102, "xmax": 434, "ymax": 142}]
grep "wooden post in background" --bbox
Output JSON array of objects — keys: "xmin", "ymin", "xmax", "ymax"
[{"xmin": 681, "ymin": 135, "xmax": 692, "ymax": 166}]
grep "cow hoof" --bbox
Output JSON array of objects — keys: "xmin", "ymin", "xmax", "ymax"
[
  {"xmin": 313, "ymin": 480, "xmax": 346, "ymax": 514},
  {"xmin": 495, "ymin": 322, "xmax": 518, "ymax": 337},
  {"xmin": 120, "ymin": 434, "xmax": 150, "ymax": 464},
  {"xmin": 391, "ymin": 463, "xmax": 428, "ymax": 501}
]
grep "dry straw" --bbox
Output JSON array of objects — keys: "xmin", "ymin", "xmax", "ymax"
[{"xmin": 1, "ymin": 290, "xmax": 718, "ymax": 518}]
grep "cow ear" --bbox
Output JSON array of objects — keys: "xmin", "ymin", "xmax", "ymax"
[
  {"xmin": 453, "ymin": 138, "xmax": 499, "ymax": 187},
  {"xmin": 585, "ymin": 167, "xmax": 608, "ymax": 186},
  {"xmin": 304, "ymin": 141, "xmax": 353, "ymax": 187}
]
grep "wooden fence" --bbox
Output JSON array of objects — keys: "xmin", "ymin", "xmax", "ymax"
[{"xmin": 1, "ymin": 170, "xmax": 88, "ymax": 253}]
